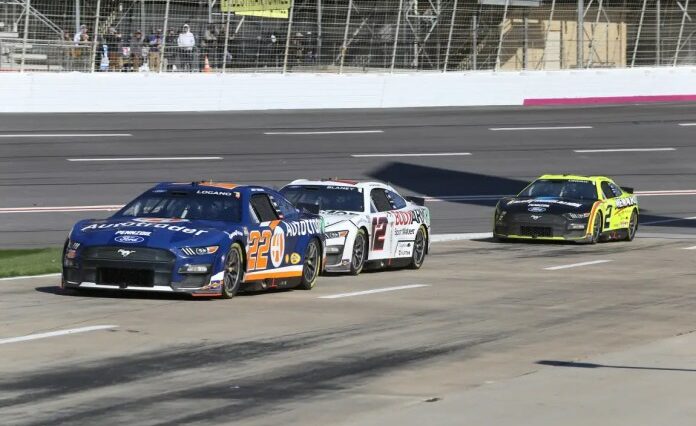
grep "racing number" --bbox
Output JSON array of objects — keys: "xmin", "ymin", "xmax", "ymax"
[
  {"xmin": 247, "ymin": 230, "xmax": 272, "ymax": 270},
  {"xmin": 604, "ymin": 205, "xmax": 613, "ymax": 230},
  {"xmin": 372, "ymin": 217, "xmax": 388, "ymax": 251}
]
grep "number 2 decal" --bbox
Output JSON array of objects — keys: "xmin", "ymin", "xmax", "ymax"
[
  {"xmin": 604, "ymin": 205, "xmax": 613, "ymax": 229},
  {"xmin": 372, "ymin": 217, "xmax": 388, "ymax": 251},
  {"xmin": 247, "ymin": 230, "xmax": 272, "ymax": 271}
]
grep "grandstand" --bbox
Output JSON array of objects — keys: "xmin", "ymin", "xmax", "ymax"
[{"xmin": 1, "ymin": 0, "xmax": 695, "ymax": 72}]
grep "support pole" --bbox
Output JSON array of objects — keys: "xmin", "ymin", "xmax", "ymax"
[
  {"xmin": 20, "ymin": 0, "xmax": 29, "ymax": 73},
  {"xmin": 673, "ymin": 0, "xmax": 690, "ymax": 66},
  {"xmin": 443, "ymin": 0, "xmax": 457, "ymax": 72},
  {"xmin": 472, "ymin": 13, "xmax": 477, "ymax": 70},
  {"xmin": 339, "ymin": 0, "xmax": 353, "ymax": 73},
  {"xmin": 282, "ymin": 0, "xmax": 295, "ymax": 73},
  {"xmin": 656, "ymin": 0, "xmax": 661, "ymax": 65},
  {"xmin": 159, "ymin": 0, "xmax": 170, "ymax": 73},
  {"xmin": 75, "ymin": 0, "xmax": 80, "ymax": 35},
  {"xmin": 390, "ymin": 0, "xmax": 404, "ymax": 72},
  {"xmin": 495, "ymin": 0, "xmax": 510, "ymax": 70},
  {"xmin": 523, "ymin": 11, "xmax": 528, "ymax": 70},
  {"xmin": 90, "ymin": 0, "xmax": 101, "ymax": 73},
  {"xmin": 630, "ymin": 0, "xmax": 647, "ymax": 67},
  {"xmin": 316, "ymin": 0, "xmax": 322, "ymax": 62},
  {"xmin": 577, "ymin": 0, "xmax": 583, "ymax": 68},
  {"xmin": 222, "ymin": 4, "xmax": 231, "ymax": 72}
]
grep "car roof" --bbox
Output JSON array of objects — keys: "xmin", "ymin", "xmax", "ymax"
[
  {"xmin": 285, "ymin": 179, "xmax": 390, "ymax": 190},
  {"xmin": 151, "ymin": 182, "xmax": 271, "ymax": 194},
  {"xmin": 536, "ymin": 174, "xmax": 611, "ymax": 183}
]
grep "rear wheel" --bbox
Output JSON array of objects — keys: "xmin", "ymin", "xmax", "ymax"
[
  {"xmin": 590, "ymin": 212, "xmax": 603, "ymax": 244},
  {"xmin": 408, "ymin": 226, "xmax": 427, "ymax": 269},
  {"xmin": 221, "ymin": 243, "xmax": 243, "ymax": 299},
  {"xmin": 349, "ymin": 229, "xmax": 368, "ymax": 275},
  {"xmin": 297, "ymin": 239, "xmax": 321, "ymax": 290},
  {"xmin": 624, "ymin": 209, "xmax": 638, "ymax": 241}
]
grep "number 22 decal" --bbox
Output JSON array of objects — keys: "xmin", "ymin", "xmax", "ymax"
[
  {"xmin": 372, "ymin": 217, "xmax": 388, "ymax": 251},
  {"xmin": 247, "ymin": 230, "xmax": 272, "ymax": 270}
]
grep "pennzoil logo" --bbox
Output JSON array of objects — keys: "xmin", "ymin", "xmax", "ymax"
[{"xmin": 290, "ymin": 253, "xmax": 301, "ymax": 264}]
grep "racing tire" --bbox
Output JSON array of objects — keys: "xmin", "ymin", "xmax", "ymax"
[
  {"xmin": 408, "ymin": 226, "xmax": 427, "ymax": 270},
  {"xmin": 349, "ymin": 229, "xmax": 368, "ymax": 275},
  {"xmin": 297, "ymin": 239, "xmax": 321, "ymax": 290},
  {"xmin": 221, "ymin": 243, "xmax": 244, "ymax": 299},
  {"xmin": 624, "ymin": 209, "xmax": 639, "ymax": 241},
  {"xmin": 590, "ymin": 212, "xmax": 603, "ymax": 244}
]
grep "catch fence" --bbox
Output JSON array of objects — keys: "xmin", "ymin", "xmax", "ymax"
[{"xmin": 1, "ymin": 0, "xmax": 694, "ymax": 73}]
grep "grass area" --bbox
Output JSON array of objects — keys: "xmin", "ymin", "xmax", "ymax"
[{"xmin": 0, "ymin": 247, "xmax": 62, "ymax": 279}]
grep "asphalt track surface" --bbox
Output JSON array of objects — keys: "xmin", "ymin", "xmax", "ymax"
[{"xmin": 2, "ymin": 104, "xmax": 696, "ymax": 425}]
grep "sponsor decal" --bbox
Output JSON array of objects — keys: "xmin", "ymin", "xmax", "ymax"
[
  {"xmin": 508, "ymin": 199, "xmax": 583, "ymax": 208},
  {"xmin": 115, "ymin": 230, "xmax": 151, "ymax": 237},
  {"xmin": 290, "ymin": 252, "xmax": 301, "ymax": 265},
  {"xmin": 115, "ymin": 235, "xmax": 145, "ymax": 244},
  {"xmin": 117, "ymin": 249, "xmax": 136, "ymax": 257},
  {"xmin": 133, "ymin": 218, "xmax": 189, "ymax": 224},
  {"xmin": 196, "ymin": 190, "xmax": 232, "ymax": 197},
  {"xmin": 322, "ymin": 210, "xmax": 355, "ymax": 215},
  {"xmin": 615, "ymin": 196, "xmax": 637, "ymax": 208},
  {"xmin": 528, "ymin": 206, "xmax": 547, "ymax": 213},
  {"xmin": 270, "ymin": 226, "xmax": 286, "ymax": 268},
  {"xmin": 223, "ymin": 230, "xmax": 243, "ymax": 240},
  {"xmin": 388, "ymin": 208, "xmax": 429, "ymax": 226},
  {"xmin": 394, "ymin": 228, "xmax": 415, "ymax": 236},
  {"xmin": 284, "ymin": 219, "xmax": 322, "ymax": 237},
  {"xmin": 81, "ymin": 221, "xmax": 209, "ymax": 236},
  {"xmin": 395, "ymin": 241, "xmax": 413, "ymax": 257}
]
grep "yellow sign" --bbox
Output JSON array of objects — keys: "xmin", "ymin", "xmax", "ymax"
[{"xmin": 221, "ymin": 0, "xmax": 290, "ymax": 18}]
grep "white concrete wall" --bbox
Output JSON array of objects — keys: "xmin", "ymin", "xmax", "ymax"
[{"xmin": 1, "ymin": 67, "xmax": 695, "ymax": 113}]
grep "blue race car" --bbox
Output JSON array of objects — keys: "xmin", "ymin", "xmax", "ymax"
[{"xmin": 62, "ymin": 182, "xmax": 324, "ymax": 298}]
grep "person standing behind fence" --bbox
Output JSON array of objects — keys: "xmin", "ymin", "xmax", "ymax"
[
  {"xmin": 129, "ymin": 31, "xmax": 145, "ymax": 72},
  {"xmin": 105, "ymin": 27, "xmax": 123, "ymax": 72},
  {"xmin": 148, "ymin": 29, "xmax": 163, "ymax": 72},
  {"xmin": 73, "ymin": 25, "xmax": 89, "ymax": 71},
  {"xmin": 177, "ymin": 24, "xmax": 195, "ymax": 72}
]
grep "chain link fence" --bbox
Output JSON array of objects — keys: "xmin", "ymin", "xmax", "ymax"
[{"xmin": 1, "ymin": 0, "xmax": 695, "ymax": 73}]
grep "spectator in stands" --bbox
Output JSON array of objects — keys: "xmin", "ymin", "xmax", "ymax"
[
  {"xmin": 72, "ymin": 25, "xmax": 89, "ymax": 71},
  {"xmin": 148, "ymin": 29, "xmax": 163, "ymax": 72},
  {"xmin": 129, "ymin": 30, "xmax": 145, "ymax": 71},
  {"xmin": 165, "ymin": 28, "xmax": 178, "ymax": 71},
  {"xmin": 177, "ymin": 24, "xmax": 195, "ymax": 72},
  {"xmin": 104, "ymin": 27, "xmax": 123, "ymax": 72}
]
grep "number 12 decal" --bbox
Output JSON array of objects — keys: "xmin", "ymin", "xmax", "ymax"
[{"xmin": 372, "ymin": 217, "xmax": 388, "ymax": 251}]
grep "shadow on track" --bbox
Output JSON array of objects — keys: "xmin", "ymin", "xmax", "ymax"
[{"xmin": 537, "ymin": 359, "xmax": 696, "ymax": 373}]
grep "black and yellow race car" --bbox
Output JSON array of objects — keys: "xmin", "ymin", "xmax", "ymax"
[{"xmin": 494, "ymin": 175, "xmax": 639, "ymax": 243}]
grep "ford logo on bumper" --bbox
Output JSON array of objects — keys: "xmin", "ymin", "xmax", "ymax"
[
  {"xmin": 528, "ymin": 206, "xmax": 547, "ymax": 213},
  {"xmin": 115, "ymin": 235, "xmax": 145, "ymax": 244}
]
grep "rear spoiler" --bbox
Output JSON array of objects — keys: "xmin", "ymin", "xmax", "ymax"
[
  {"xmin": 405, "ymin": 196, "xmax": 426, "ymax": 206},
  {"xmin": 296, "ymin": 202, "xmax": 320, "ymax": 215},
  {"xmin": 622, "ymin": 186, "xmax": 635, "ymax": 194}
]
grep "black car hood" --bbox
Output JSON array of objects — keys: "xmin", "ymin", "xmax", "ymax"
[{"xmin": 499, "ymin": 197, "xmax": 596, "ymax": 214}]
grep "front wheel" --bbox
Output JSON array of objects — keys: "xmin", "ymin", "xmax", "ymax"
[
  {"xmin": 349, "ymin": 229, "xmax": 368, "ymax": 275},
  {"xmin": 624, "ymin": 209, "xmax": 638, "ymax": 241},
  {"xmin": 297, "ymin": 239, "xmax": 321, "ymax": 290},
  {"xmin": 408, "ymin": 226, "xmax": 427, "ymax": 269},
  {"xmin": 590, "ymin": 212, "xmax": 603, "ymax": 244},
  {"xmin": 221, "ymin": 243, "xmax": 243, "ymax": 299}
]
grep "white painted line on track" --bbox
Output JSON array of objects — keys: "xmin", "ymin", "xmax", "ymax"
[
  {"xmin": 0, "ymin": 205, "xmax": 123, "ymax": 214},
  {"xmin": 490, "ymin": 126, "xmax": 593, "ymax": 131},
  {"xmin": 68, "ymin": 157, "xmax": 223, "ymax": 162},
  {"xmin": 637, "ymin": 190, "xmax": 696, "ymax": 196},
  {"xmin": 683, "ymin": 245, "xmax": 696, "ymax": 250},
  {"xmin": 0, "ymin": 133, "xmax": 132, "ymax": 138},
  {"xmin": 319, "ymin": 284, "xmax": 430, "ymax": 299},
  {"xmin": 431, "ymin": 233, "xmax": 492, "ymax": 242},
  {"xmin": 641, "ymin": 216, "xmax": 696, "ymax": 225},
  {"xmin": 352, "ymin": 152, "xmax": 471, "ymax": 158},
  {"xmin": 0, "ymin": 325, "xmax": 118, "ymax": 345},
  {"xmin": 678, "ymin": 123, "xmax": 696, "ymax": 126},
  {"xmin": 0, "ymin": 272, "xmax": 60, "ymax": 281},
  {"xmin": 544, "ymin": 260, "xmax": 613, "ymax": 271},
  {"xmin": 265, "ymin": 130, "xmax": 383, "ymax": 135},
  {"xmin": 574, "ymin": 148, "xmax": 676, "ymax": 153}
]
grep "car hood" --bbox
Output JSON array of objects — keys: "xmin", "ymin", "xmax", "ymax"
[
  {"xmin": 499, "ymin": 197, "xmax": 596, "ymax": 214},
  {"xmin": 70, "ymin": 217, "xmax": 240, "ymax": 249},
  {"xmin": 319, "ymin": 210, "xmax": 362, "ymax": 227}
]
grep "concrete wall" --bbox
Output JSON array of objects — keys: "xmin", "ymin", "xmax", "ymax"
[{"xmin": 1, "ymin": 67, "xmax": 696, "ymax": 113}]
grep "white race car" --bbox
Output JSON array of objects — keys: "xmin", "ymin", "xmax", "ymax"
[{"xmin": 280, "ymin": 179, "xmax": 431, "ymax": 274}]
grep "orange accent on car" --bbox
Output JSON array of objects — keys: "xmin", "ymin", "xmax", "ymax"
[{"xmin": 243, "ymin": 270, "xmax": 303, "ymax": 282}]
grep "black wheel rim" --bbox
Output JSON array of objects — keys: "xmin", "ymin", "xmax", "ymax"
[
  {"xmin": 224, "ymin": 249, "xmax": 241, "ymax": 292},
  {"xmin": 629, "ymin": 212, "xmax": 637, "ymax": 238},
  {"xmin": 413, "ymin": 229, "xmax": 425, "ymax": 265},
  {"xmin": 593, "ymin": 215, "xmax": 601, "ymax": 241},
  {"xmin": 352, "ymin": 234, "xmax": 365, "ymax": 270},
  {"xmin": 304, "ymin": 242, "xmax": 319, "ymax": 282}
]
